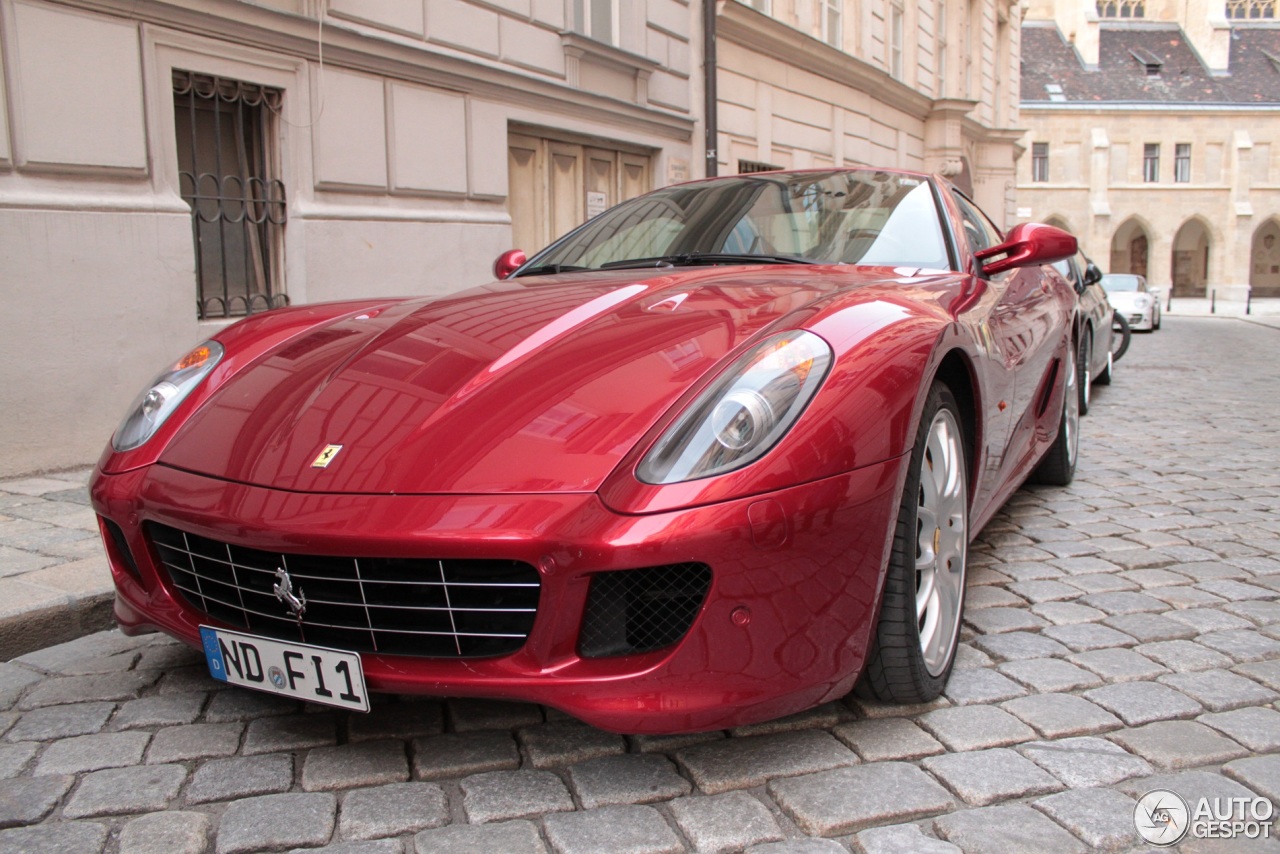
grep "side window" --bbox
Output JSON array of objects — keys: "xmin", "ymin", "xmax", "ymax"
[{"xmin": 951, "ymin": 191, "xmax": 1002, "ymax": 255}]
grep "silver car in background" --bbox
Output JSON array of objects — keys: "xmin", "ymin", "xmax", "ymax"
[{"xmin": 1102, "ymin": 273, "xmax": 1161, "ymax": 331}]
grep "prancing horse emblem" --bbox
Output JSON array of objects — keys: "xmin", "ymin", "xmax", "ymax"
[
  {"xmin": 273, "ymin": 568, "xmax": 307, "ymax": 622},
  {"xmin": 311, "ymin": 444, "xmax": 343, "ymax": 469}
]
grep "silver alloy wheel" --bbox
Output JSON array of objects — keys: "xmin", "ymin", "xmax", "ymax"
[
  {"xmin": 915, "ymin": 408, "xmax": 967, "ymax": 677},
  {"xmin": 1064, "ymin": 342, "xmax": 1080, "ymax": 466}
]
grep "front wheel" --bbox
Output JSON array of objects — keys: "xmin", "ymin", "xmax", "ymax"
[
  {"xmin": 861, "ymin": 382, "xmax": 969, "ymax": 703},
  {"xmin": 1031, "ymin": 338, "xmax": 1080, "ymax": 486}
]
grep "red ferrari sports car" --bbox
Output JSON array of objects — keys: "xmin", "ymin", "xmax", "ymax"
[{"xmin": 91, "ymin": 169, "xmax": 1081, "ymax": 733}]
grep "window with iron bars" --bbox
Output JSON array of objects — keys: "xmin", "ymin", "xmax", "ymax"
[
  {"xmin": 1226, "ymin": 0, "xmax": 1276, "ymax": 18},
  {"xmin": 1096, "ymin": 1, "xmax": 1145, "ymax": 17},
  {"xmin": 174, "ymin": 70, "xmax": 288, "ymax": 320}
]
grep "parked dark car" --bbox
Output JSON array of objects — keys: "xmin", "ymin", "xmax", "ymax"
[{"xmin": 1053, "ymin": 251, "xmax": 1114, "ymax": 415}]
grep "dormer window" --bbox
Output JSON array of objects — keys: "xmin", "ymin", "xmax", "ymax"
[{"xmin": 1129, "ymin": 47, "xmax": 1164, "ymax": 76}]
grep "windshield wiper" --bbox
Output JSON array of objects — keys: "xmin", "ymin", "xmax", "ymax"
[
  {"xmin": 599, "ymin": 252, "xmax": 819, "ymax": 270},
  {"xmin": 515, "ymin": 263, "xmax": 593, "ymax": 277}
]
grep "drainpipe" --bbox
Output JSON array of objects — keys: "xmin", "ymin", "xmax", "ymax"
[{"xmin": 703, "ymin": 0, "xmax": 718, "ymax": 177}]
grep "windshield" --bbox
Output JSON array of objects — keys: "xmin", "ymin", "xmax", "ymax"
[
  {"xmin": 1102, "ymin": 274, "xmax": 1142, "ymax": 293},
  {"xmin": 515, "ymin": 171, "xmax": 953, "ymax": 275}
]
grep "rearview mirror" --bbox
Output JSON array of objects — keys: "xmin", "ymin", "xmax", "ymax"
[
  {"xmin": 1083, "ymin": 260, "xmax": 1103, "ymax": 287},
  {"xmin": 975, "ymin": 223, "xmax": 1077, "ymax": 276},
  {"xmin": 493, "ymin": 249, "xmax": 527, "ymax": 281}
]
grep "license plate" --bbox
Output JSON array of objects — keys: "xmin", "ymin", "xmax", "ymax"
[{"xmin": 200, "ymin": 626, "xmax": 370, "ymax": 712}]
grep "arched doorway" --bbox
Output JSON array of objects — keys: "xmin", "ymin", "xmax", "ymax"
[
  {"xmin": 1171, "ymin": 219, "xmax": 1211, "ymax": 297},
  {"xmin": 1110, "ymin": 218, "xmax": 1149, "ymax": 278},
  {"xmin": 1251, "ymin": 219, "xmax": 1280, "ymax": 298}
]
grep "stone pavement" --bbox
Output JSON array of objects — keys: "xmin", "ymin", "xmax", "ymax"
[
  {"xmin": 0, "ymin": 314, "xmax": 1278, "ymax": 853},
  {"xmin": 0, "ymin": 468, "xmax": 113, "ymax": 661}
]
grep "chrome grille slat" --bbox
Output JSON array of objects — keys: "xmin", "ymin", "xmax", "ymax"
[
  {"xmin": 150, "ymin": 543, "xmax": 537, "ymax": 588},
  {"xmin": 149, "ymin": 523, "xmax": 540, "ymax": 658}
]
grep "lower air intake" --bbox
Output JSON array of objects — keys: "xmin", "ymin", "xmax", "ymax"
[{"xmin": 578, "ymin": 563, "xmax": 712, "ymax": 658}]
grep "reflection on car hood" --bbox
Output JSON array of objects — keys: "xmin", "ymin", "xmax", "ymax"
[{"xmin": 159, "ymin": 267, "xmax": 897, "ymax": 494}]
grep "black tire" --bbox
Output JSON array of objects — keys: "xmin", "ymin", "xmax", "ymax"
[
  {"xmin": 1153, "ymin": 308, "xmax": 1161, "ymax": 330},
  {"xmin": 1076, "ymin": 329, "xmax": 1092, "ymax": 416},
  {"xmin": 1094, "ymin": 348, "xmax": 1113, "ymax": 386},
  {"xmin": 1111, "ymin": 311, "xmax": 1131, "ymax": 362},
  {"xmin": 1031, "ymin": 337, "xmax": 1080, "ymax": 486},
  {"xmin": 861, "ymin": 382, "xmax": 969, "ymax": 704}
]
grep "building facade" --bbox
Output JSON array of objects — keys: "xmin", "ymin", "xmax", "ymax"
[
  {"xmin": 716, "ymin": 0, "xmax": 1025, "ymax": 223},
  {"xmin": 1016, "ymin": 0, "xmax": 1280, "ymax": 300},
  {"xmin": 0, "ymin": 0, "xmax": 699, "ymax": 475}
]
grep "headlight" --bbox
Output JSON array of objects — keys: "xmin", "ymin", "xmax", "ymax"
[
  {"xmin": 637, "ymin": 330, "xmax": 832, "ymax": 484},
  {"xmin": 112, "ymin": 342, "xmax": 224, "ymax": 451},
  {"xmin": 1134, "ymin": 296, "xmax": 1152, "ymax": 309}
]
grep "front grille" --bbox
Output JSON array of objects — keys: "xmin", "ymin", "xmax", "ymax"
[
  {"xmin": 578, "ymin": 563, "xmax": 712, "ymax": 658},
  {"xmin": 147, "ymin": 523, "xmax": 539, "ymax": 658}
]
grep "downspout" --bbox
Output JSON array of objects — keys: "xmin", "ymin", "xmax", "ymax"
[{"xmin": 703, "ymin": 0, "xmax": 718, "ymax": 177}]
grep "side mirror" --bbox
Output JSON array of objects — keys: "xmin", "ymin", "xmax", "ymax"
[
  {"xmin": 493, "ymin": 249, "xmax": 527, "ymax": 281},
  {"xmin": 975, "ymin": 223, "xmax": 1077, "ymax": 276},
  {"xmin": 1083, "ymin": 260, "xmax": 1103, "ymax": 287}
]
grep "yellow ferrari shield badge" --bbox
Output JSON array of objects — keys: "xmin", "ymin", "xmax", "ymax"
[{"xmin": 311, "ymin": 444, "xmax": 344, "ymax": 469}]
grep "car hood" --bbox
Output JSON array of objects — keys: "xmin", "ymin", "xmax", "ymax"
[{"xmin": 160, "ymin": 267, "xmax": 890, "ymax": 494}]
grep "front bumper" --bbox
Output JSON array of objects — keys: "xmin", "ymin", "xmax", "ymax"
[
  {"xmin": 91, "ymin": 461, "xmax": 902, "ymax": 733},
  {"xmin": 1125, "ymin": 308, "xmax": 1154, "ymax": 330}
]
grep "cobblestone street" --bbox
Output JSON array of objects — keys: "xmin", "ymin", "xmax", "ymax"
[{"xmin": 0, "ymin": 315, "xmax": 1278, "ymax": 853}]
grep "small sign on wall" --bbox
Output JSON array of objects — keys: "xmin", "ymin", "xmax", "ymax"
[
  {"xmin": 587, "ymin": 191, "xmax": 607, "ymax": 219},
  {"xmin": 667, "ymin": 158, "xmax": 689, "ymax": 185}
]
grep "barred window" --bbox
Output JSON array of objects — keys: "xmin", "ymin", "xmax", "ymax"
[
  {"xmin": 1226, "ymin": 0, "xmax": 1276, "ymax": 18},
  {"xmin": 174, "ymin": 71, "xmax": 287, "ymax": 320},
  {"xmin": 1144, "ymin": 143, "xmax": 1161, "ymax": 182},
  {"xmin": 738, "ymin": 159, "xmax": 783, "ymax": 174},
  {"xmin": 1032, "ymin": 143, "xmax": 1050, "ymax": 182},
  {"xmin": 1175, "ymin": 143, "xmax": 1192, "ymax": 183},
  {"xmin": 1097, "ymin": 1, "xmax": 1146, "ymax": 17}
]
